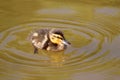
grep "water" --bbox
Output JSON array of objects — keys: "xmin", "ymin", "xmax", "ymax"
[{"xmin": 0, "ymin": 0, "xmax": 120, "ymax": 80}]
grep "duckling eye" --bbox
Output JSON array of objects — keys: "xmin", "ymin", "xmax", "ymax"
[
  {"xmin": 53, "ymin": 36, "xmax": 63, "ymax": 39},
  {"xmin": 57, "ymin": 36, "xmax": 63, "ymax": 39},
  {"xmin": 51, "ymin": 34, "xmax": 63, "ymax": 39}
]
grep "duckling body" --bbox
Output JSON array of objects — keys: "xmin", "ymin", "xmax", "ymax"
[{"xmin": 29, "ymin": 28, "xmax": 70, "ymax": 53}]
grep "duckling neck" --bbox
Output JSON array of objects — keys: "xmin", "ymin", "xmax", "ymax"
[{"xmin": 57, "ymin": 43, "xmax": 65, "ymax": 50}]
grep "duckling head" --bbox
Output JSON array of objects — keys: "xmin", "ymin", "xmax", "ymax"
[{"xmin": 49, "ymin": 29, "xmax": 70, "ymax": 46}]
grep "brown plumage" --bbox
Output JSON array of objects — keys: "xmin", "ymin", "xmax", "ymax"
[{"xmin": 29, "ymin": 28, "xmax": 70, "ymax": 54}]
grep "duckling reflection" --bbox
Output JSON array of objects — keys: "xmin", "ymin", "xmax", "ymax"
[{"xmin": 29, "ymin": 28, "xmax": 71, "ymax": 54}]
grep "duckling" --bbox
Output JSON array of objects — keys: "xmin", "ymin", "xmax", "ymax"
[{"xmin": 29, "ymin": 28, "xmax": 70, "ymax": 54}]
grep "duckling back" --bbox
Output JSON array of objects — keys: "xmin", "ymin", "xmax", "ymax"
[{"xmin": 33, "ymin": 29, "xmax": 50, "ymax": 42}]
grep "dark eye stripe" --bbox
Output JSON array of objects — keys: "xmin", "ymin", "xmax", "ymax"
[
  {"xmin": 59, "ymin": 37, "xmax": 62, "ymax": 39},
  {"xmin": 53, "ymin": 35, "xmax": 63, "ymax": 39}
]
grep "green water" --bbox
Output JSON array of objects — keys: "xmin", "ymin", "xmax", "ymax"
[{"xmin": 0, "ymin": 0, "xmax": 120, "ymax": 80}]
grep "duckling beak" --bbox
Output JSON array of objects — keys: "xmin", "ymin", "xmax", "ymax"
[{"xmin": 62, "ymin": 40, "xmax": 71, "ymax": 46}]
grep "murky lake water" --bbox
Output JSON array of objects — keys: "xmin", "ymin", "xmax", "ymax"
[{"xmin": 0, "ymin": 0, "xmax": 120, "ymax": 80}]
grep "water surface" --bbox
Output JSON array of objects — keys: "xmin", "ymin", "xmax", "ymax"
[{"xmin": 0, "ymin": 0, "xmax": 120, "ymax": 80}]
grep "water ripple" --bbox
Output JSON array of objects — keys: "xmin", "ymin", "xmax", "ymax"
[{"xmin": 0, "ymin": 18, "xmax": 120, "ymax": 75}]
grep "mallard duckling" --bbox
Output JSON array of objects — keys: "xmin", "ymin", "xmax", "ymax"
[{"xmin": 29, "ymin": 28, "xmax": 70, "ymax": 54}]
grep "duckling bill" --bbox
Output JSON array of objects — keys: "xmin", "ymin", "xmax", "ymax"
[{"xmin": 29, "ymin": 28, "xmax": 71, "ymax": 54}]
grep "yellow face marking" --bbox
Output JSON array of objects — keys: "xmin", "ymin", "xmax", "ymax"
[{"xmin": 50, "ymin": 34, "xmax": 63, "ymax": 44}]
